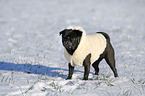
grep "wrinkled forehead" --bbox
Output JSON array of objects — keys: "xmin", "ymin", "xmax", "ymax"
[{"xmin": 62, "ymin": 29, "xmax": 77, "ymax": 37}]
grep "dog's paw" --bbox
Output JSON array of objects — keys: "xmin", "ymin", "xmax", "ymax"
[
  {"xmin": 95, "ymin": 72, "xmax": 99, "ymax": 75},
  {"xmin": 82, "ymin": 78, "xmax": 88, "ymax": 80},
  {"xmin": 66, "ymin": 77, "xmax": 72, "ymax": 80}
]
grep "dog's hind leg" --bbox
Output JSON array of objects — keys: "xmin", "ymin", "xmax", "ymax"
[
  {"xmin": 105, "ymin": 42, "xmax": 118, "ymax": 77},
  {"xmin": 92, "ymin": 57, "xmax": 103, "ymax": 75}
]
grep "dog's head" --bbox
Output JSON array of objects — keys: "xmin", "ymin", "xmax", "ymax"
[{"xmin": 59, "ymin": 28, "xmax": 83, "ymax": 55}]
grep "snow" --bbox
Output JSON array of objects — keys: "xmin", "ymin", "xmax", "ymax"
[{"xmin": 0, "ymin": 0, "xmax": 145, "ymax": 96}]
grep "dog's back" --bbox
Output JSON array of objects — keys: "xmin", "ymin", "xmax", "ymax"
[
  {"xmin": 86, "ymin": 33, "xmax": 107, "ymax": 63},
  {"xmin": 65, "ymin": 32, "xmax": 107, "ymax": 66}
]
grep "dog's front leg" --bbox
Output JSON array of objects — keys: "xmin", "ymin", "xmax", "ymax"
[
  {"xmin": 83, "ymin": 64, "xmax": 90, "ymax": 80},
  {"xmin": 83, "ymin": 54, "xmax": 91, "ymax": 80},
  {"xmin": 66, "ymin": 63, "xmax": 74, "ymax": 80}
]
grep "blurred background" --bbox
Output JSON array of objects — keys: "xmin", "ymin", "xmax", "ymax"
[{"xmin": 0, "ymin": 0, "xmax": 145, "ymax": 71}]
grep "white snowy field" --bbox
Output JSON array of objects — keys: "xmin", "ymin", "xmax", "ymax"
[{"xmin": 0, "ymin": 0, "xmax": 145, "ymax": 96}]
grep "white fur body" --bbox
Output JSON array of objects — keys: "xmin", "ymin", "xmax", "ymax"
[{"xmin": 64, "ymin": 27, "xmax": 107, "ymax": 67}]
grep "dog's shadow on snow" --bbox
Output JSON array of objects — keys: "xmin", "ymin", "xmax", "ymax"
[{"xmin": 0, "ymin": 62, "xmax": 75, "ymax": 79}]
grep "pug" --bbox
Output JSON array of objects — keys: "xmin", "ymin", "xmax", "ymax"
[{"xmin": 59, "ymin": 26, "xmax": 118, "ymax": 80}]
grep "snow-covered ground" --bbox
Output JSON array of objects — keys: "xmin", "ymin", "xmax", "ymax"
[{"xmin": 0, "ymin": 0, "xmax": 145, "ymax": 96}]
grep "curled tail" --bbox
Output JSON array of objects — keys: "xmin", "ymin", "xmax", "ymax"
[{"xmin": 97, "ymin": 32, "xmax": 110, "ymax": 41}]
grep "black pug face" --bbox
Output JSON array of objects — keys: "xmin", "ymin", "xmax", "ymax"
[{"xmin": 60, "ymin": 29, "xmax": 82, "ymax": 55}]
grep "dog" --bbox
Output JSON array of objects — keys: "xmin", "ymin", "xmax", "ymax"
[{"xmin": 59, "ymin": 26, "xmax": 118, "ymax": 80}]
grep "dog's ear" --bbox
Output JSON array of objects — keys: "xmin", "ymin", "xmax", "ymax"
[
  {"xmin": 59, "ymin": 29, "xmax": 66, "ymax": 36},
  {"xmin": 73, "ymin": 30, "xmax": 82, "ymax": 37},
  {"xmin": 59, "ymin": 31, "xmax": 63, "ymax": 36}
]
